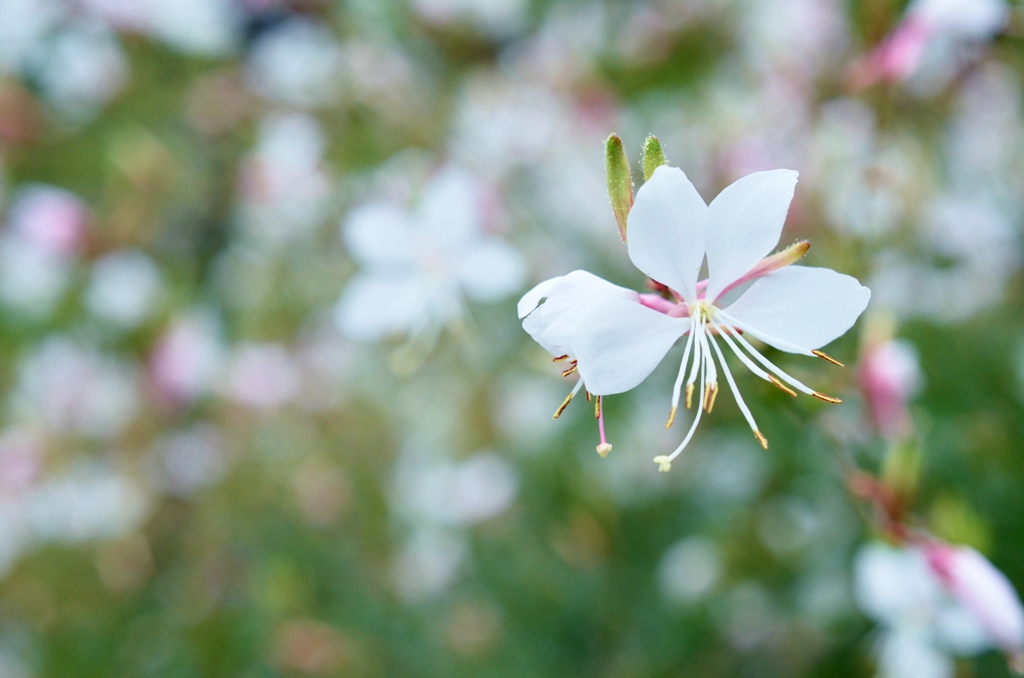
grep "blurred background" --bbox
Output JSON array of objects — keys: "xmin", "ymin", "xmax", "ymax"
[{"xmin": 0, "ymin": 0, "xmax": 1022, "ymax": 675}]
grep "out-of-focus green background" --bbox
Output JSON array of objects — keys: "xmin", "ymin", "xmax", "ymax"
[{"xmin": 0, "ymin": 0, "xmax": 1022, "ymax": 675}]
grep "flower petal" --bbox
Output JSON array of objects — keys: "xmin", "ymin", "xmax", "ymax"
[
  {"xmin": 343, "ymin": 203, "xmax": 416, "ymax": 266},
  {"xmin": 459, "ymin": 239, "xmax": 526, "ymax": 303},
  {"xmin": 522, "ymin": 270, "xmax": 635, "ymax": 358},
  {"xmin": 626, "ymin": 166, "xmax": 707, "ymax": 303},
  {"xmin": 517, "ymin": 276, "xmax": 563, "ymax": 319},
  {"xmin": 574, "ymin": 298, "xmax": 689, "ymax": 395},
  {"xmin": 705, "ymin": 169, "xmax": 798, "ymax": 302},
  {"xmin": 334, "ymin": 273, "xmax": 429, "ymax": 341},
  {"xmin": 417, "ymin": 166, "xmax": 482, "ymax": 251},
  {"xmin": 722, "ymin": 266, "xmax": 870, "ymax": 353}
]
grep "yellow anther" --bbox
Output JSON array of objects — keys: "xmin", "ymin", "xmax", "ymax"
[
  {"xmin": 653, "ymin": 455, "xmax": 672, "ymax": 472},
  {"xmin": 685, "ymin": 383, "xmax": 694, "ymax": 410},
  {"xmin": 552, "ymin": 354, "xmax": 570, "ymax": 362},
  {"xmin": 812, "ymin": 350, "xmax": 844, "ymax": 367},
  {"xmin": 706, "ymin": 383, "xmax": 719, "ymax": 413},
  {"xmin": 596, "ymin": 443, "xmax": 612, "ymax": 457},
  {"xmin": 665, "ymin": 406, "xmax": 677, "ymax": 429},
  {"xmin": 812, "ymin": 392, "xmax": 842, "ymax": 404},
  {"xmin": 754, "ymin": 430, "xmax": 769, "ymax": 450},
  {"xmin": 585, "ymin": 391, "xmax": 592, "ymax": 402},
  {"xmin": 768, "ymin": 375, "xmax": 797, "ymax": 397},
  {"xmin": 594, "ymin": 395, "xmax": 602, "ymax": 419},
  {"xmin": 553, "ymin": 391, "xmax": 574, "ymax": 419},
  {"xmin": 561, "ymin": 363, "xmax": 578, "ymax": 377}
]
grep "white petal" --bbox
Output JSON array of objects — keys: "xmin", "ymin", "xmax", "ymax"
[
  {"xmin": 343, "ymin": 203, "xmax": 415, "ymax": 266},
  {"xmin": 459, "ymin": 239, "xmax": 526, "ymax": 303},
  {"xmin": 626, "ymin": 166, "xmax": 707, "ymax": 303},
  {"xmin": 517, "ymin": 276, "xmax": 563, "ymax": 319},
  {"xmin": 417, "ymin": 166, "xmax": 482, "ymax": 251},
  {"xmin": 334, "ymin": 273, "xmax": 429, "ymax": 341},
  {"xmin": 522, "ymin": 270, "xmax": 635, "ymax": 358},
  {"xmin": 945, "ymin": 547, "xmax": 1024, "ymax": 652},
  {"xmin": 704, "ymin": 169, "xmax": 798, "ymax": 302},
  {"xmin": 877, "ymin": 632, "xmax": 955, "ymax": 678},
  {"xmin": 573, "ymin": 298, "xmax": 689, "ymax": 395},
  {"xmin": 722, "ymin": 266, "xmax": 870, "ymax": 353}
]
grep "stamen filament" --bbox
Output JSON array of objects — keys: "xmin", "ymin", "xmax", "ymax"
[
  {"xmin": 716, "ymin": 309, "xmax": 814, "ymax": 357},
  {"xmin": 668, "ymin": 318, "xmax": 698, "ymax": 424},
  {"xmin": 716, "ymin": 320, "xmax": 816, "ymax": 396},
  {"xmin": 553, "ymin": 379, "xmax": 585, "ymax": 419},
  {"xmin": 596, "ymin": 396, "xmax": 612, "ymax": 457},
  {"xmin": 684, "ymin": 314, "xmax": 706, "ymax": 403},
  {"xmin": 659, "ymin": 338, "xmax": 708, "ymax": 469},
  {"xmin": 707, "ymin": 331, "xmax": 765, "ymax": 447}
]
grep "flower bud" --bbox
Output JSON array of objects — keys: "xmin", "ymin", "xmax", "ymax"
[
  {"xmin": 641, "ymin": 135, "xmax": 667, "ymax": 181},
  {"xmin": 858, "ymin": 316, "xmax": 921, "ymax": 442},
  {"xmin": 605, "ymin": 134, "xmax": 632, "ymax": 242}
]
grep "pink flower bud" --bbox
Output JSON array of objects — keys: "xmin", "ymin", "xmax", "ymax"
[
  {"xmin": 926, "ymin": 542, "xmax": 1024, "ymax": 657},
  {"xmin": 858, "ymin": 336, "xmax": 921, "ymax": 441}
]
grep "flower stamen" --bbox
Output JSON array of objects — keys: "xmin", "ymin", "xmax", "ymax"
[
  {"xmin": 768, "ymin": 375, "xmax": 798, "ymax": 397},
  {"xmin": 707, "ymin": 331, "xmax": 766, "ymax": 447},
  {"xmin": 553, "ymin": 379, "xmax": 585, "ymax": 419},
  {"xmin": 561, "ymin": 361, "xmax": 578, "ymax": 377},
  {"xmin": 812, "ymin": 392, "xmax": 843, "ymax": 404},
  {"xmin": 596, "ymin": 395, "xmax": 612, "ymax": 457},
  {"xmin": 812, "ymin": 349, "xmax": 844, "ymax": 367}
]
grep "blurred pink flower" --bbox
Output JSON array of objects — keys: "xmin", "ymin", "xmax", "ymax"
[
  {"xmin": 149, "ymin": 311, "xmax": 224, "ymax": 406},
  {"xmin": 850, "ymin": 0, "xmax": 1009, "ymax": 90},
  {"xmin": 8, "ymin": 185, "xmax": 87, "ymax": 257}
]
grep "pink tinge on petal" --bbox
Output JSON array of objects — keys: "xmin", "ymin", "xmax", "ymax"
[
  {"xmin": 849, "ymin": 16, "xmax": 932, "ymax": 90},
  {"xmin": 638, "ymin": 294, "xmax": 676, "ymax": 314},
  {"xmin": 926, "ymin": 543, "xmax": 1024, "ymax": 654}
]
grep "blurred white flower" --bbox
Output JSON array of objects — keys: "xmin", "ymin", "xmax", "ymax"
[
  {"xmin": 870, "ymin": 194, "xmax": 1019, "ymax": 323},
  {"xmin": 11, "ymin": 338, "xmax": 139, "ymax": 438},
  {"xmin": 85, "ymin": 250, "xmax": 163, "ymax": 329},
  {"xmin": 658, "ymin": 536, "xmax": 722, "ymax": 602},
  {"xmin": 149, "ymin": 309, "xmax": 225, "ymax": 405},
  {"xmin": 0, "ymin": 428, "xmax": 43, "ymax": 493},
  {"xmin": 245, "ymin": 19, "xmax": 343, "ymax": 108},
  {"xmin": 393, "ymin": 451, "xmax": 519, "ymax": 528},
  {"xmin": 31, "ymin": 21, "xmax": 128, "ymax": 120},
  {"xmin": 335, "ymin": 165, "xmax": 525, "ymax": 344},
  {"xmin": 153, "ymin": 425, "xmax": 229, "ymax": 497},
  {"xmin": 854, "ymin": 541, "xmax": 1024, "ymax": 676},
  {"xmin": 412, "ymin": 0, "xmax": 528, "ymax": 39},
  {"xmin": 0, "ymin": 0, "xmax": 63, "ymax": 73},
  {"xmin": 236, "ymin": 113, "xmax": 333, "ymax": 245},
  {"xmin": 222, "ymin": 343, "xmax": 300, "ymax": 410},
  {"xmin": 26, "ymin": 464, "xmax": 148, "ymax": 543},
  {"xmin": 392, "ymin": 528, "xmax": 467, "ymax": 602},
  {"xmin": 0, "ymin": 185, "xmax": 88, "ymax": 318}
]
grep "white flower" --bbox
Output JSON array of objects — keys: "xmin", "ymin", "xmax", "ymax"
[
  {"xmin": 520, "ymin": 166, "xmax": 870, "ymax": 470},
  {"xmin": 854, "ymin": 541, "xmax": 1024, "ymax": 676},
  {"xmin": 335, "ymin": 165, "xmax": 525, "ymax": 345}
]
